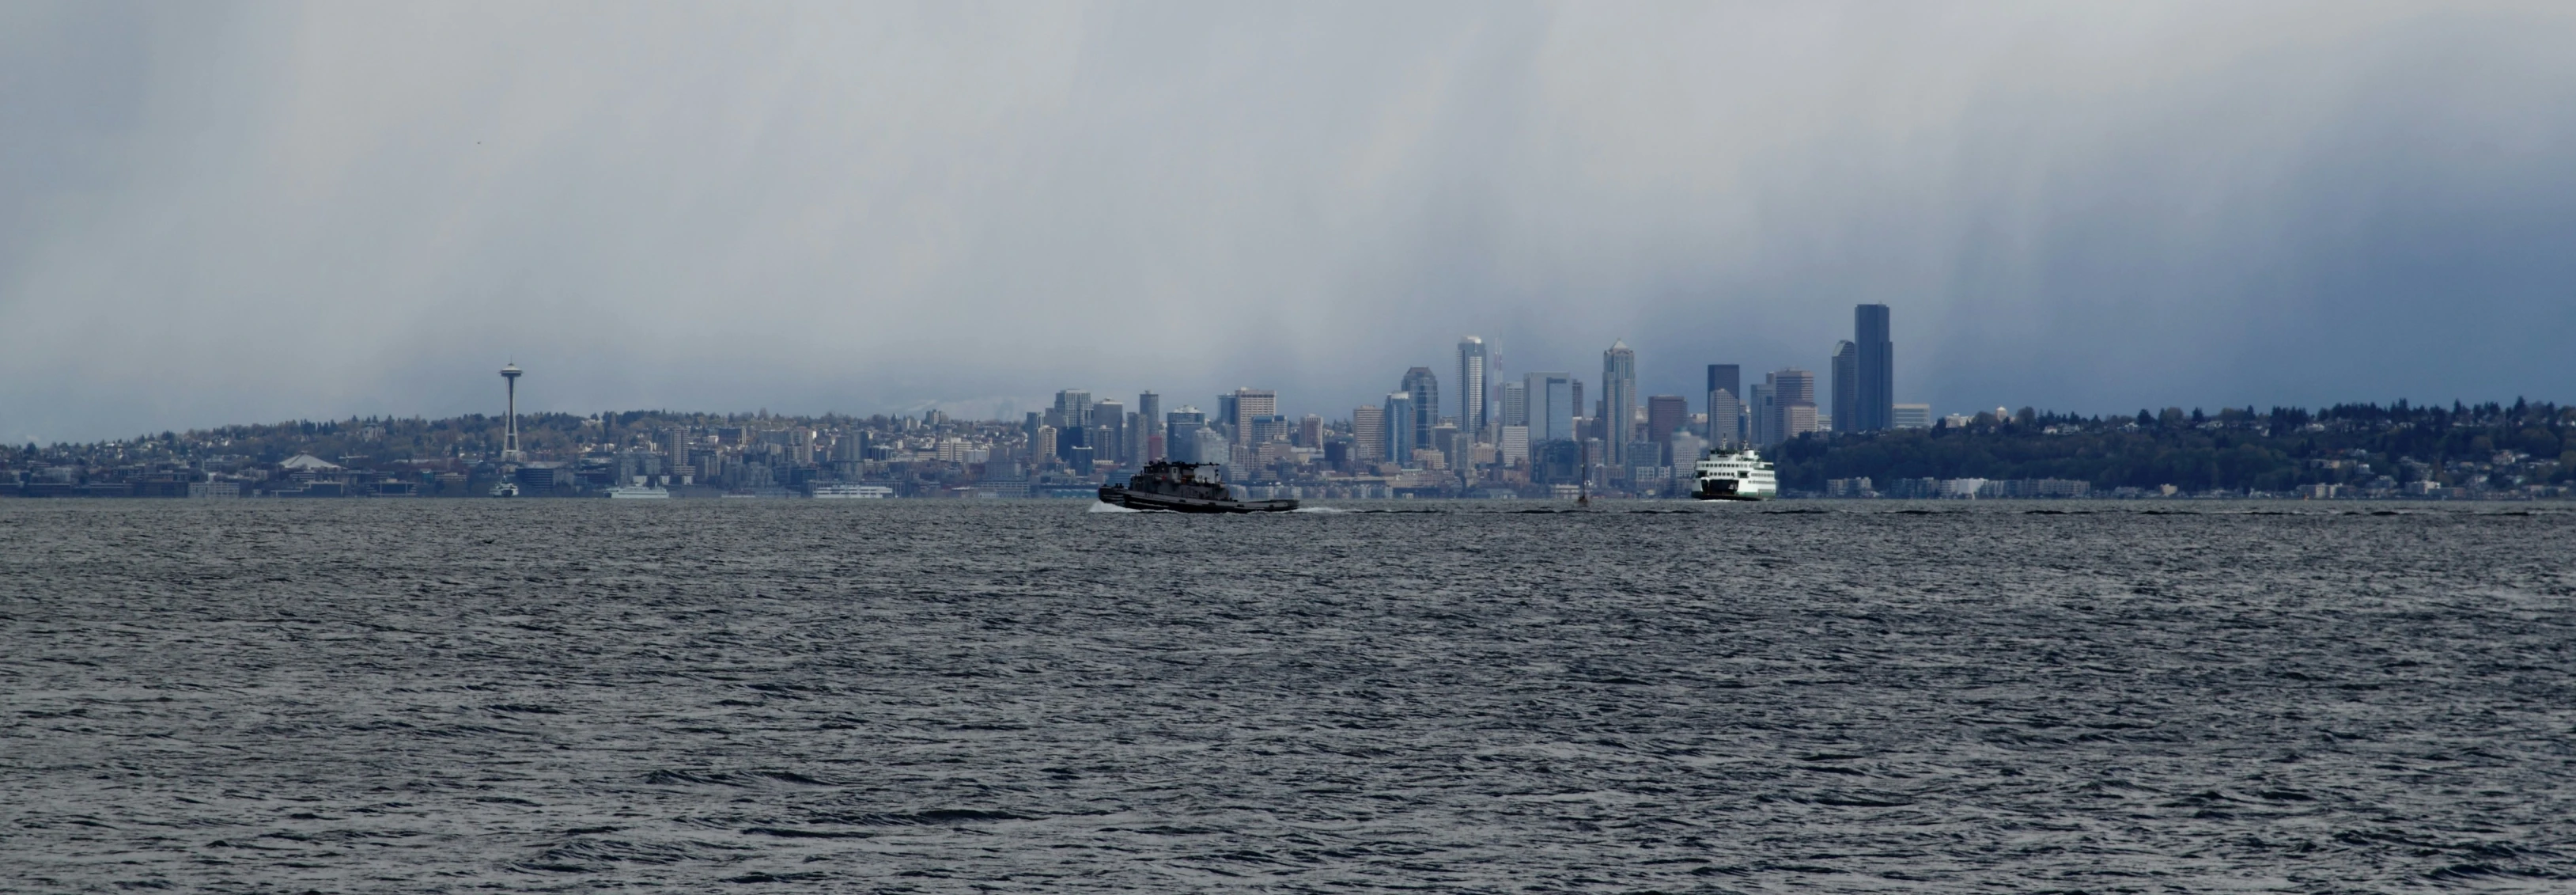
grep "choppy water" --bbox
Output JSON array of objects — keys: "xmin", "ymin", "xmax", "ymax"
[{"xmin": 3, "ymin": 500, "xmax": 2572, "ymax": 892}]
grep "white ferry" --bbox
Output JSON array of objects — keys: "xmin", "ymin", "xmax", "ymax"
[
  {"xmin": 604, "ymin": 485, "xmax": 670, "ymax": 499},
  {"xmin": 1692, "ymin": 448, "xmax": 1778, "ymax": 501},
  {"xmin": 812, "ymin": 484, "xmax": 893, "ymax": 499}
]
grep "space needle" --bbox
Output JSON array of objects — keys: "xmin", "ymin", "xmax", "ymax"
[{"xmin": 499, "ymin": 363, "xmax": 523, "ymax": 463}]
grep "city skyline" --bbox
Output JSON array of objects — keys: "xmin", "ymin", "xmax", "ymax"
[
  {"xmin": 7, "ymin": 289, "xmax": 2563, "ymax": 500},
  {"xmin": 6, "ymin": 5, "xmax": 2575, "ymax": 443},
  {"xmin": 16, "ymin": 338, "xmax": 2570, "ymax": 452}
]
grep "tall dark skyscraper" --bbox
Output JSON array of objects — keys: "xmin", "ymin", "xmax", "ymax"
[
  {"xmin": 1384, "ymin": 392, "xmax": 1417, "ymax": 461},
  {"xmin": 1706, "ymin": 364, "xmax": 1738, "ymax": 402},
  {"xmin": 1854, "ymin": 304, "xmax": 1893, "ymax": 431},
  {"xmin": 1830, "ymin": 340, "xmax": 1857, "ymax": 432},
  {"xmin": 1705, "ymin": 362, "xmax": 1742, "ymax": 446},
  {"xmin": 1400, "ymin": 366, "xmax": 1439, "ymax": 453},
  {"xmin": 1601, "ymin": 341, "xmax": 1636, "ymax": 466}
]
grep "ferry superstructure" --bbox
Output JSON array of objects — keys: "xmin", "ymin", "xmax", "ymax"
[
  {"xmin": 1692, "ymin": 448, "xmax": 1778, "ymax": 501},
  {"xmin": 812, "ymin": 484, "xmax": 893, "ymax": 499}
]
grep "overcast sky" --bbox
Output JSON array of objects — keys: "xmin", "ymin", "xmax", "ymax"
[{"xmin": 5, "ymin": 2, "xmax": 2574, "ymax": 442}]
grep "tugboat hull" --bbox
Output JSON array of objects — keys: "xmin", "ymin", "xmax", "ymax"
[{"xmin": 1099, "ymin": 486, "xmax": 1297, "ymax": 514}]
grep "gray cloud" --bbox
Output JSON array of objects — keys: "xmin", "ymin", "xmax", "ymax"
[{"xmin": 5, "ymin": 2, "xmax": 2574, "ymax": 442}]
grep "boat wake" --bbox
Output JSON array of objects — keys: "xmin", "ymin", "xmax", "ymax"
[
  {"xmin": 1289, "ymin": 506, "xmax": 1351, "ymax": 514},
  {"xmin": 1086, "ymin": 502, "xmax": 1144, "ymax": 514}
]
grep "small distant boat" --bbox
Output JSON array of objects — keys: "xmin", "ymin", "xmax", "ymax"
[
  {"xmin": 811, "ymin": 484, "xmax": 893, "ymax": 499},
  {"xmin": 604, "ymin": 485, "xmax": 670, "ymax": 499},
  {"xmin": 1099, "ymin": 461, "xmax": 1296, "ymax": 513},
  {"xmin": 490, "ymin": 481, "xmax": 520, "ymax": 498},
  {"xmin": 1692, "ymin": 448, "xmax": 1778, "ymax": 501}
]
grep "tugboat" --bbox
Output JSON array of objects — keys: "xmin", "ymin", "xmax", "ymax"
[
  {"xmin": 1692, "ymin": 448, "xmax": 1778, "ymax": 501},
  {"xmin": 1099, "ymin": 461, "xmax": 1298, "ymax": 513}
]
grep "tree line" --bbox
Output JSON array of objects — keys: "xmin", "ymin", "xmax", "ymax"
[{"xmin": 1767, "ymin": 400, "xmax": 2574, "ymax": 493}]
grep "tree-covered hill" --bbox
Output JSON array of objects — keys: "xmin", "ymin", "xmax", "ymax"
[{"xmin": 1770, "ymin": 400, "xmax": 2574, "ymax": 494}]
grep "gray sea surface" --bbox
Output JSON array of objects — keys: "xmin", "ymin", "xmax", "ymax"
[{"xmin": 2, "ymin": 499, "xmax": 2572, "ymax": 892}]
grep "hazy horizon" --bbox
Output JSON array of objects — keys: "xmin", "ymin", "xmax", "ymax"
[{"xmin": 6, "ymin": 2, "xmax": 2574, "ymax": 443}]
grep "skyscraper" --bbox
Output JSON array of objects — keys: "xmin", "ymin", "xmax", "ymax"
[
  {"xmin": 1456, "ymin": 336, "xmax": 1489, "ymax": 437},
  {"xmin": 1093, "ymin": 399, "xmax": 1125, "ymax": 463},
  {"xmin": 1499, "ymin": 425, "xmax": 1530, "ymax": 467},
  {"xmin": 1770, "ymin": 368, "xmax": 1815, "ymax": 406},
  {"xmin": 1384, "ymin": 392, "xmax": 1416, "ymax": 463},
  {"xmin": 1056, "ymin": 418, "xmax": 1086, "ymax": 461},
  {"xmin": 1646, "ymin": 394, "xmax": 1688, "ymax": 462},
  {"xmin": 1137, "ymin": 392, "xmax": 1161, "ymax": 437},
  {"xmin": 1706, "ymin": 364, "xmax": 1739, "ymax": 404},
  {"xmin": 1784, "ymin": 404, "xmax": 1818, "ymax": 440},
  {"xmin": 1053, "ymin": 390, "xmax": 1092, "ymax": 430},
  {"xmin": 1248, "ymin": 415, "xmax": 1292, "ymax": 446},
  {"xmin": 1432, "ymin": 423, "xmax": 1463, "ymax": 472},
  {"xmin": 1133, "ymin": 391, "xmax": 1159, "ymax": 462},
  {"xmin": 1765, "ymin": 368, "xmax": 1818, "ymax": 444},
  {"xmin": 1601, "ymin": 341, "xmax": 1636, "ymax": 466},
  {"xmin": 1228, "ymin": 388, "xmax": 1277, "ymax": 445},
  {"xmin": 1399, "ymin": 367, "xmax": 1438, "ymax": 453},
  {"xmin": 1748, "ymin": 381, "xmax": 1775, "ymax": 446},
  {"xmin": 1831, "ymin": 340, "xmax": 1857, "ymax": 433},
  {"xmin": 1707, "ymin": 389, "xmax": 1742, "ymax": 448},
  {"xmin": 1352, "ymin": 404, "xmax": 1387, "ymax": 462},
  {"xmin": 1500, "ymin": 381, "xmax": 1528, "ymax": 428},
  {"xmin": 1855, "ymin": 304, "xmax": 1893, "ymax": 432},
  {"xmin": 1165, "ymin": 407, "xmax": 1206, "ymax": 463},
  {"xmin": 1195, "ymin": 427, "xmax": 1231, "ymax": 471},
  {"xmin": 1523, "ymin": 373, "xmax": 1571, "ymax": 443},
  {"xmin": 1705, "ymin": 364, "xmax": 1740, "ymax": 444}
]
